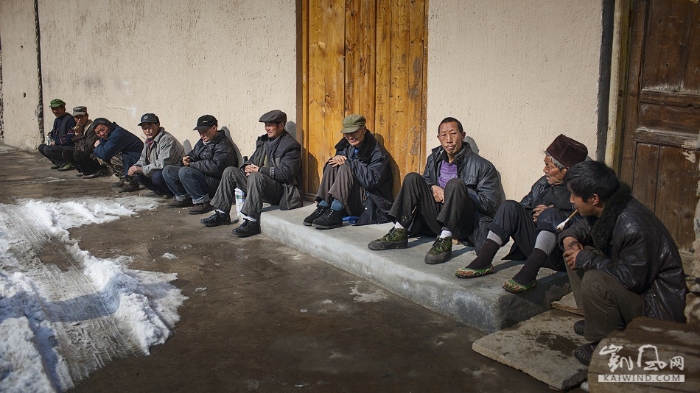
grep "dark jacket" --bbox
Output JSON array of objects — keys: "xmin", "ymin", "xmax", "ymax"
[
  {"xmin": 49, "ymin": 113, "xmax": 77, "ymax": 146},
  {"xmin": 243, "ymin": 130, "xmax": 302, "ymax": 210},
  {"xmin": 72, "ymin": 120, "xmax": 98, "ymax": 153},
  {"xmin": 520, "ymin": 176, "xmax": 573, "ymax": 213},
  {"xmin": 559, "ymin": 184, "xmax": 687, "ymax": 322},
  {"xmin": 187, "ymin": 130, "xmax": 238, "ymax": 192},
  {"xmin": 331, "ymin": 130, "xmax": 393, "ymax": 225},
  {"xmin": 93, "ymin": 123, "xmax": 143, "ymax": 164}
]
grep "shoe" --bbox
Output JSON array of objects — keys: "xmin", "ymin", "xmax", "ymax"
[
  {"xmin": 76, "ymin": 172, "xmax": 84, "ymax": 177},
  {"xmin": 57, "ymin": 163, "xmax": 74, "ymax": 171},
  {"xmin": 200, "ymin": 211, "xmax": 231, "ymax": 227},
  {"xmin": 233, "ymin": 219, "xmax": 260, "ymax": 237},
  {"xmin": 368, "ymin": 227, "xmax": 408, "ymax": 250},
  {"xmin": 167, "ymin": 197, "xmax": 193, "ymax": 208},
  {"xmin": 312, "ymin": 209, "xmax": 344, "ymax": 229},
  {"xmin": 502, "ymin": 278, "xmax": 537, "ymax": 294},
  {"xmin": 50, "ymin": 164, "xmax": 60, "ymax": 169},
  {"xmin": 111, "ymin": 181, "xmax": 125, "ymax": 188},
  {"xmin": 189, "ymin": 202, "xmax": 213, "ymax": 215},
  {"xmin": 303, "ymin": 204, "xmax": 328, "ymax": 226},
  {"xmin": 454, "ymin": 264, "xmax": 494, "ymax": 278},
  {"xmin": 574, "ymin": 320, "xmax": 585, "ymax": 337},
  {"xmin": 574, "ymin": 342, "xmax": 598, "ymax": 366},
  {"xmin": 425, "ymin": 237, "xmax": 453, "ymax": 264},
  {"xmin": 82, "ymin": 171, "xmax": 102, "ymax": 179},
  {"xmin": 118, "ymin": 183, "xmax": 140, "ymax": 193}
]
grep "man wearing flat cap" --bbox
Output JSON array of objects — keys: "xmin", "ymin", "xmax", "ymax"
[
  {"xmin": 37, "ymin": 98, "xmax": 77, "ymax": 170},
  {"xmin": 455, "ymin": 134, "xmax": 588, "ymax": 294},
  {"xmin": 128, "ymin": 113, "xmax": 185, "ymax": 196},
  {"xmin": 303, "ymin": 114, "xmax": 393, "ymax": 229},
  {"xmin": 163, "ymin": 115, "xmax": 238, "ymax": 214},
  {"xmin": 200, "ymin": 110, "xmax": 302, "ymax": 238},
  {"xmin": 92, "ymin": 118, "xmax": 144, "ymax": 192},
  {"xmin": 60, "ymin": 106, "xmax": 103, "ymax": 176}
]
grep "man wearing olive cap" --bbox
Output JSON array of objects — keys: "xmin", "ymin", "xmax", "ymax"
[
  {"xmin": 200, "ymin": 110, "xmax": 302, "ymax": 238},
  {"xmin": 303, "ymin": 114, "xmax": 393, "ymax": 229},
  {"xmin": 37, "ymin": 98, "xmax": 77, "ymax": 170}
]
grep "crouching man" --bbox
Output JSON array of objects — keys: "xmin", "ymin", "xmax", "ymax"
[{"xmin": 92, "ymin": 118, "xmax": 144, "ymax": 192}]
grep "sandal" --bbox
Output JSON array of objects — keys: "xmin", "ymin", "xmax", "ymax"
[
  {"xmin": 502, "ymin": 278, "xmax": 537, "ymax": 293},
  {"xmin": 574, "ymin": 342, "xmax": 598, "ymax": 366},
  {"xmin": 455, "ymin": 264, "xmax": 494, "ymax": 278}
]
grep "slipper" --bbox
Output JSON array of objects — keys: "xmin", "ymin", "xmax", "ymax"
[
  {"xmin": 455, "ymin": 264, "xmax": 494, "ymax": 279},
  {"xmin": 502, "ymin": 278, "xmax": 537, "ymax": 293},
  {"xmin": 574, "ymin": 320, "xmax": 585, "ymax": 336},
  {"xmin": 574, "ymin": 342, "xmax": 598, "ymax": 366}
]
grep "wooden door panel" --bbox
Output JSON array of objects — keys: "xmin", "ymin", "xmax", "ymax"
[
  {"xmin": 631, "ymin": 143, "xmax": 659, "ymax": 212},
  {"xmin": 656, "ymin": 146, "xmax": 698, "ymax": 248}
]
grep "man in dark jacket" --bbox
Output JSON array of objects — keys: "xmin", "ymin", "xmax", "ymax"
[
  {"xmin": 60, "ymin": 106, "xmax": 102, "ymax": 176},
  {"xmin": 455, "ymin": 135, "xmax": 588, "ymax": 294},
  {"xmin": 368, "ymin": 117, "xmax": 502, "ymax": 265},
  {"xmin": 92, "ymin": 118, "xmax": 144, "ymax": 193},
  {"xmin": 200, "ymin": 110, "xmax": 302, "ymax": 238},
  {"xmin": 303, "ymin": 114, "xmax": 393, "ymax": 229},
  {"xmin": 37, "ymin": 98, "xmax": 76, "ymax": 170},
  {"xmin": 560, "ymin": 160, "xmax": 687, "ymax": 366},
  {"xmin": 163, "ymin": 115, "xmax": 238, "ymax": 214}
]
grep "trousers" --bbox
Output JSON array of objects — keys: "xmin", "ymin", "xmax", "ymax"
[{"xmin": 210, "ymin": 166, "xmax": 284, "ymax": 220}]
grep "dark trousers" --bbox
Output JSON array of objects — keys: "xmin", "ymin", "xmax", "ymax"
[
  {"xmin": 62, "ymin": 148, "xmax": 103, "ymax": 174},
  {"xmin": 38, "ymin": 144, "xmax": 69, "ymax": 165},
  {"xmin": 314, "ymin": 164, "xmax": 364, "ymax": 216},
  {"xmin": 211, "ymin": 166, "xmax": 283, "ymax": 220},
  {"xmin": 488, "ymin": 200, "xmax": 568, "ymax": 269},
  {"xmin": 388, "ymin": 172, "xmax": 476, "ymax": 239},
  {"xmin": 136, "ymin": 170, "xmax": 172, "ymax": 196}
]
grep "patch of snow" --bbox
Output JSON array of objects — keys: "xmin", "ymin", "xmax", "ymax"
[{"xmin": 162, "ymin": 253, "xmax": 177, "ymax": 259}]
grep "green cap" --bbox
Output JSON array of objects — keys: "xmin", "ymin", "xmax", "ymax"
[
  {"xmin": 49, "ymin": 99, "xmax": 66, "ymax": 108},
  {"xmin": 340, "ymin": 114, "xmax": 366, "ymax": 133}
]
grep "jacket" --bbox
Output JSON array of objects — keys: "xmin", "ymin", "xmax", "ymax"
[
  {"xmin": 93, "ymin": 123, "xmax": 144, "ymax": 164},
  {"xmin": 331, "ymin": 130, "xmax": 393, "ymax": 225},
  {"xmin": 72, "ymin": 120, "xmax": 98, "ymax": 153},
  {"xmin": 187, "ymin": 130, "xmax": 238, "ymax": 192},
  {"xmin": 49, "ymin": 113, "xmax": 76, "ymax": 146},
  {"xmin": 135, "ymin": 128, "xmax": 185, "ymax": 176},
  {"xmin": 243, "ymin": 130, "xmax": 302, "ymax": 210},
  {"xmin": 559, "ymin": 184, "xmax": 687, "ymax": 322},
  {"xmin": 519, "ymin": 176, "xmax": 573, "ymax": 213}
]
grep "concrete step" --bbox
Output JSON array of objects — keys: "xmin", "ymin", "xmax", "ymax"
[{"xmin": 261, "ymin": 204, "xmax": 571, "ymax": 333}]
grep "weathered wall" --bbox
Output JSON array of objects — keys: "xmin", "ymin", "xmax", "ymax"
[
  {"xmin": 36, "ymin": 0, "xmax": 297, "ymax": 157},
  {"xmin": 0, "ymin": 0, "xmax": 42, "ymax": 150},
  {"xmin": 427, "ymin": 0, "xmax": 602, "ymax": 199}
]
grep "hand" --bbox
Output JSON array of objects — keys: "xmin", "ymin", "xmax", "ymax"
[
  {"xmin": 532, "ymin": 204, "xmax": 553, "ymax": 222},
  {"xmin": 328, "ymin": 155, "xmax": 347, "ymax": 167},
  {"xmin": 245, "ymin": 164, "xmax": 259, "ymax": 175},
  {"xmin": 127, "ymin": 166, "xmax": 142, "ymax": 176},
  {"xmin": 431, "ymin": 185, "xmax": 445, "ymax": 203},
  {"xmin": 182, "ymin": 156, "xmax": 191, "ymax": 166},
  {"xmin": 562, "ymin": 236, "xmax": 583, "ymax": 269},
  {"xmin": 93, "ymin": 140, "xmax": 100, "ymax": 148}
]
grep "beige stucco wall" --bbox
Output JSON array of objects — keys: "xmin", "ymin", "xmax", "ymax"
[
  {"xmin": 427, "ymin": 0, "xmax": 602, "ymax": 199},
  {"xmin": 0, "ymin": 0, "xmax": 43, "ymax": 150}
]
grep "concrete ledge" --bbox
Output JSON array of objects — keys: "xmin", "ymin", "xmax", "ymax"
[{"xmin": 262, "ymin": 204, "xmax": 571, "ymax": 333}]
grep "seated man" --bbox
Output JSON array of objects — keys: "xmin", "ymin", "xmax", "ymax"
[
  {"xmin": 368, "ymin": 117, "xmax": 502, "ymax": 265},
  {"xmin": 455, "ymin": 134, "xmax": 588, "ymax": 294},
  {"xmin": 163, "ymin": 115, "xmax": 238, "ymax": 214},
  {"xmin": 200, "ymin": 110, "xmax": 302, "ymax": 238},
  {"xmin": 92, "ymin": 118, "xmax": 144, "ymax": 192},
  {"xmin": 303, "ymin": 114, "xmax": 393, "ymax": 229},
  {"xmin": 60, "ymin": 106, "xmax": 103, "ymax": 176},
  {"xmin": 37, "ymin": 99, "xmax": 76, "ymax": 170},
  {"xmin": 560, "ymin": 161, "xmax": 687, "ymax": 366},
  {"xmin": 127, "ymin": 113, "xmax": 185, "ymax": 196}
]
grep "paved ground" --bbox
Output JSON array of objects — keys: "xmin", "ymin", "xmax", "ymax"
[{"xmin": 2, "ymin": 146, "xmax": 560, "ymax": 392}]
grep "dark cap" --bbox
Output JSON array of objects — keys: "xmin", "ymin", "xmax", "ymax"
[
  {"xmin": 50, "ymin": 99, "xmax": 66, "ymax": 108},
  {"xmin": 194, "ymin": 115, "xmax": 218, "ymax": 131},
  {"xmin": 138, "ymin": 113, "xmax": 160, "ymax": 126},
  {"xmin": 340, "ymin": 114, "xmax": 366, "ymax": 133},
  {"xmin": 546, "ymin": 134, "xmax": 588, "ymax": 168},
  {"xmin": 259, "ymin": 110, "xmax": 287, "ymax": 123},
  {"xmin": 72, "ymin": 106, "xmax": 88, "ymax": 116}
]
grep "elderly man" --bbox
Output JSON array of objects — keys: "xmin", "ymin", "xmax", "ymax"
[
  {"xmin": 560, "ymin": 160, "xmax": 686, "ymax": 366},
  {"xmin": 200, "ymin": 110, "xmax": 302, "ymax": 238},
  {"xmin": 163, "ymin": 115, "xmax": 238, "ymax": 214},
  {"xmin": 37, "ymin": 99, "xmax": 76, "ymax": 170},
  {"xmin": 455, "ymin": 135, "xmax": 588, "ymax": 294},
  {"xmin": 91, "ymin": 118, "xmax": 144, "ymax": 192},
  {"xmin": 127, "ymin": 113, "xmax": 185, "ymax": 196},
  {"xmin": 60, "ymin": 106, "xmax": 102, "ymax": 176},
  {"xmin": 303, "ymin": 114, "xmax": 392, "ymax": 229},
  {"xmin": 368, "ymin": 117, "xmax": 502, "ymax": 265}
]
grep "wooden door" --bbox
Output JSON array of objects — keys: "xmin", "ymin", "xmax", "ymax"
[
  {"xmin": 300, "ymin": 0, "xmax": 428, "ymax": 196},
  {"xmin": 620, "ymin": 0, "xmax": 700, "ymax": 253}
]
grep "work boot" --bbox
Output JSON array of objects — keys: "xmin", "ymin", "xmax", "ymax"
[
  {"xmin": 111, "ymin": 180, "xmax": 125, "ymax": 188},
  {"xmin": 233, "ymin": 219, "xmax": 261, "ymax": 238},
  {"xmin": 118, "ymin": 182, "xmax": 140, "ymax": 193},
  {"xmin": 167, "ymin": 197, "xmax": 193, "ymax": 208},
  {"xmin": 312, "ymin": 209, "xmax": 344, "ymax": 229},
  {"xmin": 425, "ymin": 237, "xmax": 453, "ymax": 264},
  {"xmin": 368, "ymin": 227, "xmax": 408, "ymax": 250},
  {"xmin": 200, "ymin": 211, "xmax": 232, "ymax": 227},
  {"xmin": 189, "ymin": 202, "xmax": 213, "ymax": 215},
  {"xmin": 57, "ymin": 163, "xmax": 74, "ymax": 171},
  {"xmin": 303, "ymin": 204, "xmax": 328, "ymax": 226}
]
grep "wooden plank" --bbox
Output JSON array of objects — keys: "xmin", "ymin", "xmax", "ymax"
[
  {"xmin": 638, "ymin": 102, "xmax": 700, "ymax": 135},
  {"xmin": 405, "ymin": 0, "xmax": 426, "ymax": 176},
  {"xmin": 656, "ymin": 146, "xmax": 698, "ymax": 251},
  {"xmin": 374, "ymin": 0, "xmax": 391, "ymax": 162},
  {"xmin": 344, "ymin": 0, "xmax": 359, "ymax": 116},
  {"xmin": 640, "ymin": 90, "xmax": 700, "ymax": 108},
  {"xmin": 631, "ymin": 143, "xmax": 659, "ymax": 212},
  {"xmin": 681, "ymin": 4, "xmax": 700, "ymax": 91},
  {"xmin": 387, "ymin": 0, "xmax": 410, "ymax": 193},
  {"xmin": 322, "ymin": 0, "xmax": 345, "ymax": 168},
  {"xmin": 301, "ymin": 0, "xmax": 310, "ymax": 195},
  {"xmin": 358, "ymin": 0, "xmax": 376, "ymax": 129},
  {"xmin": 635, "ymin": 129, "xmax": 700, "ymax": 149}
]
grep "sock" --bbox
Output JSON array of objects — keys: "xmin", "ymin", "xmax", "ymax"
[
  {"xmin": 439, "ymin": 229, "xmax": 452, "ymax": 239},
  {"xmin": 533, "ymin": 231, "xmax": 556, "ymax": 254},
  {"xmin": 216, "ymin": 209, "xmax": 227, "ymax": 215},
  {"xmin": 466, "ymin": 238, "xmax": 500, "ymax": 269},
  {"xmin": 394, "ymin": 222, "xmax": 404, "ymax": 230},
  {"xmin": 512, "ymin": 248, "xmax": 549, "ymax": 285},
  {"xmin": 246, "ymin": 217, "xmax": 257, "ymax": 222},
  {"xmin": 330, "ymin": 199, "xmax": 343, "ymax": 211},
  {"xmin": 318, "ymin": 200, "xmax": 330, "ymax": 208}
]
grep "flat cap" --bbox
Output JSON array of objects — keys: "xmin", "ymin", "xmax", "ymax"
[
  {"xmin": 50, "ymin": 99, "xmax": 66, "ymax": 108},
  {"xmin": 340, "ymin": 114, "xmax": 366, "ymax": 133},
  {"xmin": 546, "ymin": 134, "xmax": 588, "ymax": 168},
  {"xmin": 138, "ymin": 113, "xmax": 160, "ymax": 126},
  {"xmin": 72, "ymin": 106, "xmax": 88, "ymax": 116},
  {"xmin": 259, "ymin": 110, "xmax": 287, "ymax": 123}
]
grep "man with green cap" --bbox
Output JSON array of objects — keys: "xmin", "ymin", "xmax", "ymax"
[
  {"xmin": 303, "ymin": 114, "xmax": 393, "ymax": 229},
  {"xmin": 37, "ymin": 98, "xmax": 77, "ymax": 170}
]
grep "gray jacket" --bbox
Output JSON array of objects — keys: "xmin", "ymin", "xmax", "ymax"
[{"xmin": 135, "ymin": 128, "xmax": 185, "ymax": 176}]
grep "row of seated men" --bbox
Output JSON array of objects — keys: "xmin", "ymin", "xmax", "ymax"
[{"xmin": 38, "ymin": 98, "xmax": 687, "ymax": 367}]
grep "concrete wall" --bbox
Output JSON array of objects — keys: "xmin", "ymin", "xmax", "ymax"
[
  {"xmin": 0, "ymin": 0, "xmax": 42, "ymax": 150},
  {"xmin": 427, "ymin": 0, "xmax": 602, "ymax": 199}
]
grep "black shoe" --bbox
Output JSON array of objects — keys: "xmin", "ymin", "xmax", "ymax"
[
  {"xmin": 50, "ymin": 164, "xmax": 60, "ymax": 169},
  {"xmin": 312, "ymin": 208, "xmax": 344, "ymax": 229},
  {"xmin": 233, "ymin": 219, "xmax": 261, "ymax": 237},
  {"xmin": 303, "ymin": 204, "xmax": 328, "ymax": 226},
  {"xmin": 573, "ymin": 320, "xmax": 585, "ymax": 336},
  {"xmin": 574, "ymin": 342, "xmax": 598, "ymax": 366},
  {"xmin": 201, "ymin": 211, "xmax": 231, "ymax": 227},
  {"xmin": 111, "ymin": 181, "xmax": 125, "ymax": 188},
  {"xmin": 118, "ymin": 183, "xmax": 140, "ymax": 193}
]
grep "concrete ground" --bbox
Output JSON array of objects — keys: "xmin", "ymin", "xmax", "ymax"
[{"xmin": 1, "ymin": 146, "xmax": 571, "ymax": 392}]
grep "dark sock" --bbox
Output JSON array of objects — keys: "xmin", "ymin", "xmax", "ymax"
[
  {"xmin": 466, "ymin": 239, "xmax": 500, "ymax": 269},
  {"xmin": 512, "ymin": 248, "xmax": 549, "ymax": 285}
]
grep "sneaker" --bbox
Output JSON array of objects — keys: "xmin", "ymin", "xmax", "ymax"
[
  {"xmin": 167, "ymin": 197, "xmax": 193, "ymax": 208},
  {"xmin": 368, "ymin": 227, "xmax": 408, "ymax": 250},
  {"xmin": 303, "ymin": 204, "xmax": 327, "ymax": 226},
  {"xmin": 57, "ymin": 163, "xmax": 74, "ymax": 171},
  {"xmin": 50, "ymin": 164, "xmax": 61, "ymax": 169},
  {"xmin": 200, "ymin": 211, "xmax": 231, "ymax": 227},
  {"xmin": 189, "ymin": 202, "xmax": 213, "ymax": 215},
  {"xmin": 312, "ymin": 209, "xmax": 343, "ymax": 229},
  {"xmin": 424, "ymin": 237, "xmax": 453, "ymax": 264},
  {"xmin": 233, "ymin": 219, "xmax": 260, "ymax": 237},
  {"xmin": 118, "ymin": 183, "xmax": 140, "ymax": 193}
]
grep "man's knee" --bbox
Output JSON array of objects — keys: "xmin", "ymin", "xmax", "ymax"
[
  {"xmin": 247, "ymin": 171, "xmax": 265, "ymax": 186},
  {"xmin": 581, "ymin": 270, "xmax": 611, "ymax": 301},
  {"xmin": 536, "ymin": 208, "xmax": 566, "ymax": 230},
  {"xmin": 401, "ymin": 172, "xmax": 423, "ymax": 187},
  {"xmin": 444, "ymin": 178, "xmax": 467, "ymax": 194}
]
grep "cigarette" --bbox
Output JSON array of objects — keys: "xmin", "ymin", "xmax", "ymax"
[{"xmin": 555, "ymin": 209, "xmax": 578, "ymax": 232}]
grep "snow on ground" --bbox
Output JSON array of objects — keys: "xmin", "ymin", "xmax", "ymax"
[{"xmin": 0, "ymin": 196, "xmax": 187, "ymax": 392}]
